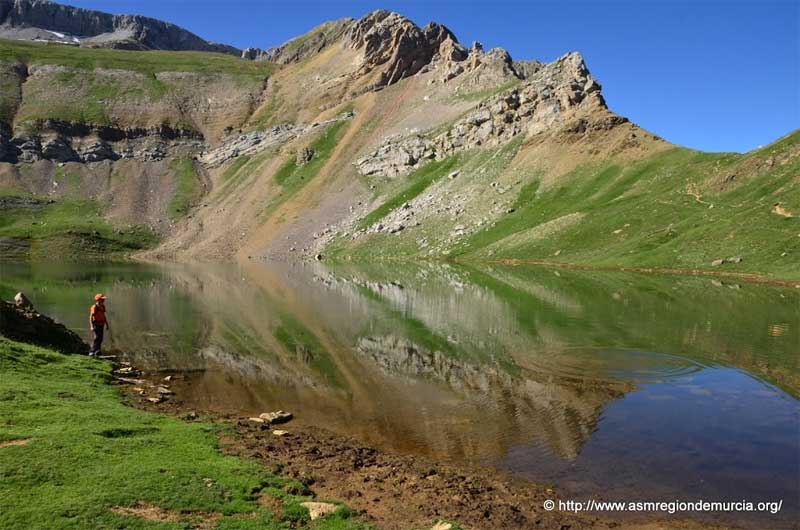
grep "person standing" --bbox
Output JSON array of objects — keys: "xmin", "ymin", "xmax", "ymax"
[{"xmin": 89, "ymin": 294, "xmax": 109, "ymax": 357}]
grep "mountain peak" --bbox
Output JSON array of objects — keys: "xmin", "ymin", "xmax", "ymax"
[{"xmin": 341, "ymin": 10, "xmax": 459, "ymax": 88}]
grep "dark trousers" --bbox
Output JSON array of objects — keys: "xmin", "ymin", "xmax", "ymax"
[{"xmin": 90, "ymin": 324, "xmax": 104, "ymax": 355}]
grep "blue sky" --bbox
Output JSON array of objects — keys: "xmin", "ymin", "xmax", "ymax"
[{"xmin": 64, "ymin": 0, "xmax": 798, "ymax": 153}]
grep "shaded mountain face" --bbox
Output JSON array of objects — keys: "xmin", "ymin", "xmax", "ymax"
[
  {"xmin": 0, "ymin": 0, "xmax": 239, "ymax": 54},
  {"xmin": 0, "ymin": 5, "xmax": 797, "ymax": 276}
]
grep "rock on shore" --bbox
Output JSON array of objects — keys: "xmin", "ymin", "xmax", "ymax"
[{"xmin": 0, "ymin": 294, "xmax": 87, "ymax": 354}]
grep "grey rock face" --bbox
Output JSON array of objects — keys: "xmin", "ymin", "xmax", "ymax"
[
  {"xmin": 41, "ymin": 135, "xmax": 78, "ymax": 162},
  {"xmin": 258, "ymin": 410, "xmax": 293, "ymax": 424},
  {"xmin": 13, "ymin": 135, "xmax": 41, "ymax": 162},
  {"xmin": 0, "ymin": 0, "xmax": 240, "ymax": 55},
  {"xmin": 79, "ymin": 140, "xmax": 118, "ymax": 163},
  {"xmin": 241, "ymin": 47, "xmax": 267, "ymax": 61},
  {"xmin": 0, "ymin": 125, "xmax": 16, "ymax": 162},
  {"xmin": 199, "ymin": 124, "xmax": 302, "ymax": 167},
  {"xmin": 13, "ymin": 291, "xmax": 32, "ymax": 309},
  {"xmin": 3, "ymin": 114, "xmax": 204, "ymax": 164},
  {"xmin": 512, "ymin": 59, "xmax": 543, "ymax": 79},
  {"xmin": 419, "ymin": 33, "xmax": 524, "ymax": 87},
  {"xmin": 1, "ymin": 299, "xmax": 88, "ymax": 354}
]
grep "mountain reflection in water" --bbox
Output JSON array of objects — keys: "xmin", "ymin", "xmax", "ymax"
[{"xmin": 2, "ymin": 260, "xmax": 798, "ymax": 528}]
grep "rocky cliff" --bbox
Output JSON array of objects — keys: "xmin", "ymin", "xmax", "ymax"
[
  {"xmin": 342, "ymin": 10, "xmax": 458, "ymax": 90},
  {"xmin": 355, "ymin": 51, "xmax": 615, "ymax": 178},
  {"xmin": 0, "ymin": 0, "xmax": 239, "ymax": 54}
]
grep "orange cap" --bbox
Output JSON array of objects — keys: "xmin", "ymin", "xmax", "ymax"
[{"xmin": 94, "ymin": 293, "xmax": 106, "ymax": 301}]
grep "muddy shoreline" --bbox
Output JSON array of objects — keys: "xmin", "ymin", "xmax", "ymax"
[{"xmin": 108, "ymin": 355, "xmax": 732, "ymax": 530}]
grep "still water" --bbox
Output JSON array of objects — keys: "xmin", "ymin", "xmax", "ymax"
[{"xmin": 2, "ymin": 260, "xmax": 798, "ymax": 528}]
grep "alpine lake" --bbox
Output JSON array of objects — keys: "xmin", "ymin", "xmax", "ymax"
[{"xmin": 2, "ymin": 260, "xmax": 798, "ymax": 529}]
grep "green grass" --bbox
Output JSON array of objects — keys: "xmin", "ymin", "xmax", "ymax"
[
  {"xmin": 0, "ymin": 197, "xmax": 158, "ymax": 259},
  {"xmin": 1, "ymin": 39, "xmax": 272, "ymax": 128},
  {"xmin": 329, "ymin": 128, "xmax": 799, "ymax": 280},
  {"xmin": 0, "ymin": 336, "xmax": 371, "ymax": 530},
  {"xmin": 217, "ymin": 152, "xmax": 275, "ymax": 199},
  {"xmin": 167, "ymin": 157, "xmax": 200, "ymax": 219},
  {"xmin": 12, "ymin": 69, "xmax": 137, "ymax": 126},
  {"xmin": 0, "ymin": 39, "xmax": 273, "ymax": 78},
  {"xmin": 262, "ymin": 120, "xmax": 349, "ymax": 218},
  {"xmin": 0, "ymin": 61, "xmax": 22, "ymax": 123},
  {"xmin": 221, "ymin": 155, "xmax": 252, "ymax": 182},
  {"xmin": 449, "ymin": 141, "xmax": 800, "ymax": 279},
  {"xmin": 355, "ymin": 155, "xmax": 462, "ymax": 231}
]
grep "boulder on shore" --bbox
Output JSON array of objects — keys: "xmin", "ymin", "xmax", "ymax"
[{"xmin": 1, "ymin": 298, "xmax": 88, "ymax": 354}]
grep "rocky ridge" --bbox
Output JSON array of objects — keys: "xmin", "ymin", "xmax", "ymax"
[
  {"xmin": 247, "ymin": 18, "xmax": 355, "ymax": 63},
  {"xmin": 0, "ymin": 0, "xmax": 239, "ymax": 54},
  {"xmin": 0, "ymin": 8, "xmax": 581, "ymax": 169},
  {"xmin": 356, "ymin": 51, "xmax": 618, "ymax": 178},
  {"xmin": 342, "ymin": 10, "xmax": 460, "ymax": 90},
  {"xmin": 199, "ymin": 112, "xmax": 353, "ymax": 167},
  {"xmin": 421, "ymin": 39, "xmax": 527, "ymax": 87}
]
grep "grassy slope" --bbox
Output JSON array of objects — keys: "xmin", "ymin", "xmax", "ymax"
[
  {"xmin": 0, "ymin": 152, "xmax": 206, "ymax": 258},
  {"xmin": 0, "ymin": 336, "xmax": 370, "ymax": 530},
  {"xmin": 262, "ymin": 120, "xmax": 350, "ymax": 220},
  {"xmin": 329, "ymin": 131, "xmax": 799, "ymax": 280},
  {"xmin": 167, "ymin": 157, "xmax": 201, "ymax": 219},
  {"xmin": 0, "ymin": 195, "xmax": 157, "ymax": 259},
  {"xmin": 0, "ymin": 39, "xmax": 272, "ymax": 77},
  {"xmin": 457, "ymin": 136, "xmax": 799, "ymax": 278},
  {"xmin": 354, "ymin": 156, "xmax": 462, "ymax": 231},
  {"xmin": 325, "ymin": 138, "xmax": 522, "ymax": 259},
  {"xmin": 0, "ymin": 40, "xmax": 269, "ymax": 258},
  {"xmin": 0, "ymin": 39, "xmax": 273, "ymax": 129}
]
